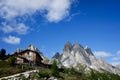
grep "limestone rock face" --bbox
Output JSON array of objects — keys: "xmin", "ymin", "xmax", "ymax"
[
  {"xmin": 60, "ymin": 42, "xmax": 120, "ymax": 75},
  {"xmin": 60, "ymin": 42, "xmax": 96, "ymax": 67},
  {"xmin": 16, "ymin": 48, "xmax": 23, "ymax": 53},
  {"xmin": 116, "ymin": 64, "xmax": 120, "ymax": 70},
  {"xmin": 27, "ymin": 44, "xmax": 37, "ymax": 51}
]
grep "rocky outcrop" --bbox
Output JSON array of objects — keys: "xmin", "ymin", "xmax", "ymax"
[
  {"xmin": 60, "ymin": 42, "xmax": 96, "ymax": 67},
  {"xmin": 60, "ymin": 42, "xmax": 120, "ymax": 75},
  {"xmin": 16, "ymin": 48, "xmax": 23, "ymax": 53},
  {"xmin": 52, "ymin": 52, "xmax": 61, "ymax": 60},
  {"xmin": 116, "ymin": 64, "xmax": 120, "ymax": 70},
  {"xmin": 27, "ymin": 44, "xmax": 41, "ymax": 53},
  {"xmin": 49, "ymin": 52, "xmax": 61, "ymax": 65}
]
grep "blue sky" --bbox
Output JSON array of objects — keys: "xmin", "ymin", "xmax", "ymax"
[{"xmin": 0, "ymin": 0, "xmax": 120, "ymax": 65}]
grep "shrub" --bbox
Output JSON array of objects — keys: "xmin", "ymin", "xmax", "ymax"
[
  {"xmin": 86, "ymin": 70, "xmax": 120, "ymax": 80},
  {"xmin": 38, "ymin": 71, "xmax": 50, "ymax": 78},
  {"xmin": 8, "ymin": 56, "xmax": 16, "ymax": 66}
]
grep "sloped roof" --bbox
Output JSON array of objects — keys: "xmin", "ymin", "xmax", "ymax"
[{"xmin": 18, "ymin": 49, "xmax": 43, "ymax": 60}]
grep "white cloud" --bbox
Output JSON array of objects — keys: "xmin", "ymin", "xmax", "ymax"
[
  {"xmin": 94, "ymin": 51, "xmax": 112, "ymax": 58},
  {"xmin": 109, "ymin": 50, "xmax": 120, "ymax": 66},
  {"xmin": 15, "ymin": 23, "xmax": 29, "ymax": 34},
  {"xmin": 45, "ymin": 0, "xmax": 71, "ymax": 22},
  {"xmin": 93, "ymin": 50, "xmax": 120, "ymax": 66},
  {"xmin": 0, "ymin": 22, "xmax": 29, "ymax": 35},
  {"xmin": 112, "ymin": 57, "xmax": 120, "ymax": 61},
  {"xmin": 2, "ymin": 35, "xmax": 21, "ymax": 44},
  {"xmin": 117, "ymin": 50, "xmax": 120, "ymax": 55},
  {"xmin": 0, "ymin": 24, "xmax": 14, "ymax": 33},
  {"xmin": 111, "ymin": 50, "xmax": 120, "ymax": 61},
  {"xmin": 0, "ymin": 0, "xmax": 74, "ymax": 22}
]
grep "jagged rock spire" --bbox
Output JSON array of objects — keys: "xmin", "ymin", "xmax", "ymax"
[
  {"xmin": 63, "ymin": 41, "xmax": 72, "ymax": 52},
  {"xmin": 27, "ymin": 44, "xmax": 42, "ymax": 55},
  {"xmin": 27, "ymin": 44, "xmax": 37, "ymax": 51},
  {"xmin": 84, "ymin": 46, "xmax": 94, "ymax": 55},
  {"xmin": 52, "ymin": 52, "xmax": 61, "ymax": 60},
  {"xmin": 16, "ymin": 48, "xmax": 23, "ymax": 53}
]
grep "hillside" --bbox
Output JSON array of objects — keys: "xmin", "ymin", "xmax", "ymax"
[{"xmin": 0, "ymin": 43, "xmax": 120, "ymax": 80}]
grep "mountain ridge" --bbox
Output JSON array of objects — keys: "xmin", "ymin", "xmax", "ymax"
[
  {"xmin": 57, "ymin": 42, "xmax": 120, "ymax": 75},
  {"xmin": 7, "ymin": 43, "xmax": 120, "ymax": 75}
]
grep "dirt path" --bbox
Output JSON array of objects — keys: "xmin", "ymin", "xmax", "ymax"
[{"xmin": 0, "ymin": 70, "xmax": 39, "ymax": 80}]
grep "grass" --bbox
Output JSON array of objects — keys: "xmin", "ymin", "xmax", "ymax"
[
  {"xmin": 0, "ymin": 62, "xmax": 84, "ymax": 80},
  {"xmin": 1, "ymin": 60, "xmax": 119, "ymax": 80},
  {"xmin": 0, "ymin": 61, "xmax": 34, "ymax": 78}
]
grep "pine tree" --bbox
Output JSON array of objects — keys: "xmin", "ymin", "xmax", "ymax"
[
  {"xmin": 51, "ymin": 60, "xmax": 59, "ymax": 77},
  {"xmin": 0, "ymin": 48, "xmax": 6, "ymax": 59}
]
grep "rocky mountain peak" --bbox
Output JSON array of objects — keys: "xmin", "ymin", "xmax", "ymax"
[
  {"xmin": 63, "ymin": 42, "xmax": 72, "ymax": 52},
  {"xmin": 84, "ymin": 45, "xmax": 89, "ymax": 49},
  {"xmin": 84, "ymin": 46, "xmax": 94, "ymax": 56},
  {"xmin": 27, "ymin": 44, "xmax": 36, "ymax": 51},
  {"xmin": 16, "ymin": 48, "xmax": 23, "ymax": 53},
  {"xmin": 73, "ymin": 43, "xmax": 81, "ymax": 48},
  {"xmin": 59, "ymin": 42, "xmax": 120, "ymax": 75},
  {"xmin": 52, "ymin": 52, "xmax": 61, "ymax": 60},
  {"xmin": 73, "ymin": 43, "xmax": 83, "ymax": 52},
  {"xmin": 27, "ymin": 44, "xmax": 37, "ymax": 51}
]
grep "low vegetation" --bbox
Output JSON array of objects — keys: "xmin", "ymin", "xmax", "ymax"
[
  {"xmin": 87, "ymin": 70, "xmax": 120, "ymax": 80},
  {"xmin": 0, "ymin": 60, "xmax": 120, "ymax": 80},
  {"xmin": 0, "ymin": 60, "xmax": 34, "ymax": 78},
  {"xmin": 38, "ymin": 69, "xmax": 50, "ymax": 78},
  {"xmin": 51, "ymin": 60, "xmax": 60, "ymax": 77}
]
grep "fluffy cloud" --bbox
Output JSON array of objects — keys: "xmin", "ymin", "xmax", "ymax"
[
  {"xmin": 2, "ymin": 35, "xmax": 21, "ymax": 44},
  {"xmin": 117, "ymin": 50, "xmax": 120, "ymax": 55},
  {"xmin": 112, "ymin": 57, "xmax": 120, "ymax": 61},
  {"xmin": 93, "ymin": 50, "xmax": 120, "ymax": 65},
  {"xmin": 0, "ymin": 0, "xmax": 74, "ymax": 22},
  {"xmin": 0, "ymin": 24, "xmax": 13, "ymax": 33},
  {"xmin": 94, "ymin": 51, "xmax": 112, "ymax": 58},
  {"xmin": 0, "ymin": 0, "xmax": 76, "ymax": 44},
  {"xmin": 1, "ymin": 22, "xmax": 29, "ymax": 35},
  {"xmin": 111, "ymin": 50, "xmax": 120, "ymax": 61},
  {"xmin": 109, "ymin": 50, "xmax": 120, "ymax": 65}
]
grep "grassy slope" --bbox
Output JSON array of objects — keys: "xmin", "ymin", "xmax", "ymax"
[{"xmin": 1, "ymin": 61, "xmax": 120, "ymax": 80}]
